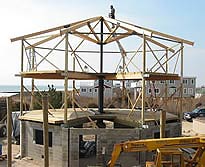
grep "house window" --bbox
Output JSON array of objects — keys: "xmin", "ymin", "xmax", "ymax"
[
  {"xmin": 160, "ymin": 80, "xmax": 165, "ymax": 84},
  {"xmin": 94, "ymin": 89, "xmax": 97, "ymax": 92},
  {"xmin": 81, "ymin": 88, "xmax": 86, "ymax": 92},
  {"xmin": 183, "ymin": 79, "xmax": 188, "ymax": 85},
  {"xmin": 169, "ymin": 80, "xmax": 175, "ymax": 84},
  {"xmin": 183, "ymin": 88, "xmax": 187, "ymax": 94},
  {"xmin": 188, "ymin": 88, "xmax": 193, "ymax": 94},
  {"xmin": 89, "ymin": 88, "xmax": 92, "ymax": 93},
  {"xmin": 169, "ymin": 87, "xmax": 177, "ymax": 95},
  {"xmin": 191, "ymin": 79, "xmax": 195, "ymax": 85},
  {"xmin": 148, "ymin": 88, "xmax": 160, "ymax": 94},
  {"xmin": 33, "ymin": 129, "xmax": 52, "ymax": 147},
  {"xmin": 155, "ymin": 88, "xmax": 160, "ymax": 94}
]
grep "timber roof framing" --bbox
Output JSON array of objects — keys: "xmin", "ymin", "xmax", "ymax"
[
  {"xmin": 11, "ymin": 16, "xmax": 194, "ymax": 80},
  {"xmin": 11, "ymin": 16, "xmax": 194, "ymax": 47}
]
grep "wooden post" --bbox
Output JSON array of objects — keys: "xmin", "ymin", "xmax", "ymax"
[
  {"xmin": 64, "ymin": 33, "xmax": 68, "ymax": 124},
  {"xmin": 180, "ymin": 43, "xmax": 184, "ymax": 132},
  {"xmin": 160, "ymin": 50, "xmax": 168, "ymax": 138},
  {"xmin": 20, "ymin": 39, "xmax": 24, "ymax": 157},
  {"xmin": 72, "ymin": 54, "xmax": 75, "ymax": 109},
  {"xmin": 6, "ymin": 97, "xmax": 12, "ymax": 167},
  {"xmin": 42, "ymin": 95, "xmax": 49, "ymax": 167},
  {"xmin": 30, "ymin": 48, "xmax": 35, "ymax": 110},
  {"xmin": 141, "ymin": 34, "xmax": 146, "ymax": 125}
]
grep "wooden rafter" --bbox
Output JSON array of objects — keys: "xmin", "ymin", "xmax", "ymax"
[
  {"xmin": 71, "ymin": 30, "xmax": 98, "ymax": 44},
  {"xmin": 87, "ymin": 22, "xmax": 100, "ymax": 42}
]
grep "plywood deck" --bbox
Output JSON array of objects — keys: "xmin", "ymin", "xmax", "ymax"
[
  {"xmin": 19, "ymin": 108, "xmax": 178, "ymax": 126},
  {"xmin": 17, "ymin": 70, "xmax": 180, "ymax": 81}
]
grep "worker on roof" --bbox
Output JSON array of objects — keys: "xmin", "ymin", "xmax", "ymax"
[
  {"xmin": 109, "ymin": 5, "xmax": 115, "ymax": 19},
  {"xmin": 109, "ymin": 5, "xmax": 115, "ymax": 28}
]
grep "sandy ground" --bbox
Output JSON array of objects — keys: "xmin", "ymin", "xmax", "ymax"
[
  {"xmin": 0, "ymin": 120, "xmax": 195, "ymax": 167},
  {"xmin": 0, "ymin": 137, "xmax": 43, "ymax": 167}
]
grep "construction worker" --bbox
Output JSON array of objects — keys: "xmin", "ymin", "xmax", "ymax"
[
  {"xmin": 109, "ymin": 5, "xmax": 115, "ymax": 28},
  {"xmin": 109, "ymin": 5, "xmax": 115, "ymax": 19}
]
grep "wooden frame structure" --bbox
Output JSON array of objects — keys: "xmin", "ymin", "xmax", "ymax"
[{"xmin": 11, "ymin": 16, "xmax": 193, "ymax": 156}]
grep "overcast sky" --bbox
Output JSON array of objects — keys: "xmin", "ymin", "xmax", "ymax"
[{"xmin": 1, "ymin": 0, "xmax": 205, "ymax": 86}]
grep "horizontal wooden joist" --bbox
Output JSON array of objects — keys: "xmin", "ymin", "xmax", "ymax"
[{"xmin": 16, "ymin": 70, "xmax": 180, "ymax": 81}]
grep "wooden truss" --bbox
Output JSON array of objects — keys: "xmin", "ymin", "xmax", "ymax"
[{"xmin": 11, "ymin": 16, "xmax": 193, "ymax": 134}]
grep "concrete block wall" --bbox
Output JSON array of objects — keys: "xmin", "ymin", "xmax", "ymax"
[
  {"xmin": 23, "ymin": 121, "xmax": 68, "ymax": 167},
  {"xmin": 69, "ymin": 128, "xmax": 140, "ymax": 167},
  {"xmin": 22, "ymin": 121, "xmax": 181, "ymax": 167}
]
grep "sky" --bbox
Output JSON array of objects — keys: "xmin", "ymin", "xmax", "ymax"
[{"xmin": 1, "ymin": 0, "xmax": 205, "ymax": 87}]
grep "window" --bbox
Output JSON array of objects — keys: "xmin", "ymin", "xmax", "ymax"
[
  {"xmin": 169, "ymin": 87, "xmax": 177, "ymax": 95},
  {"xmin": 183, "ymin": 88, "xmax": 187, "ymax": 94},
  {"xmin": 183, "ymin": 79, "xmax": 188, "ymax": 85},
  {"xmin": 33, "ymin": 129, "xmax": 52, "ymax": 147},
  {"xmin": 148, "ymin": 88, "xmax": 160, "ymax": 94},
  {"xmin": 81, "ymin": 88, "xmax": 86, "ymax": 92},
  {"xmin": 191, "ymin": 79, "xmax": 195, "ymax": 85},
  {"xmin": 94, "ymin": 89, "xmax": 97, "ymax": 92},
  {"xmin": 160, "ymin": 81, "xmax": 165, "ymax": 84},
  {"xmin": 155, "ymin": 88, "xmax": 160, "ymax": 94},
  {"xmin": 89, "ymin": 88, "xmax": 92, "ymax": 93},
  {"xmin": 188, "ymin": 88, "xmax": 193, "ymax": 94},
  {"xmin": 169, "ymin": 80, "xmax": 175, "ymax": 84}
]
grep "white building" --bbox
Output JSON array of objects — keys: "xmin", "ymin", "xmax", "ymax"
[
  {"xmin": 80, "ymin": 80, "xmax": 113, "ymax": 98},
  {"xmin": 131, "ymin": 77, "xmax": 196, "ymax": 98}
]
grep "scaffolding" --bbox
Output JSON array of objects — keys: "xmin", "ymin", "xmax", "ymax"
[{"xmin": 11, "ymin": 16, "xmax": 193, "ymax": 157}]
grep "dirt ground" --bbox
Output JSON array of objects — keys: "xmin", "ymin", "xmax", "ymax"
[
  {"xmin": 0, "ymin": 120, "xmax": 196, "ymax": 167},
  {"xmin": 0, "ymin": 137, "xmax": 43, "ymax": 167}
]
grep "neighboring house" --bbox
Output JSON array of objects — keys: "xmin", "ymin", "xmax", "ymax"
[
  {"xmin": 80, "ymin": 80, "xmax": 113, "ymax": 98},
  {"xmin": 131, "ymin": 77, "xmax": 196, "ymax": 98},
  {"xmin": 195, "ymin": 86, "xmax": 205, "ymax": 98},
  {"xmin": 80, "ymin": 77, "xmax": 196, "ymax": 99}
]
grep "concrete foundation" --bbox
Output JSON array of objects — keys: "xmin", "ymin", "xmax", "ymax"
[{"xmin": 22, "ymin": 120, "xmax": 181, "ymax": 167}]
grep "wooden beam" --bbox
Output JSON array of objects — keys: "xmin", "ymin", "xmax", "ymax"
[
  {"xmin": 113, "ymin": 18, "xmax": 194, "ymax": 46},
  {"xmin": 11, "ymin": 16, "xmax": 100, "ymax": 42},
  {"xmin": 87, "ymin": 22, "xmax": 100, "ymax": 42},
  {"xmin": 42, "ymin": 95, "xmax": 49, "ymax": 167},
  {"xmin": 26, "ymin": 34, "xmax": 61, "ymax": 49},
  {"xmin": 105, "ymin": 31, "xmax": 132, "ymax": 44},
  {"xmin": 72, "ymin": 30, "xmax": 98, "ymax": 44},
  {"xmin": 144, "ymin": 36, "xmax": 175, "ymax": 53},
  {"xmin": 7, "ymin": 97, "xmax": 12, "ymax": 167}
]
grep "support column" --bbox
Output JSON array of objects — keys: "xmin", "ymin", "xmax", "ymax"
[
  {"xmin": 122, "ymin": 54, "xmax": 126, "ymax": 108},
  {"xmin": 72, "ymin": 55, "xmax": 75, "ymax": 109},
  {"xmin": 98, "ymin": 18, "xmax": 104, "ymax": 114},
  {"xmin": 141, "ymin": 34, "xmax": 146, "ymax": 125},
  {"xmin": 64, "ymin": 33, "xmax": 68, "ymax": 124},
  {"xmin": 160, "ymin": 50, "xmax": 168, "ymax": 138},
  {"xmin": 20, "ymin": 40, "xmax": 24, "ymax": 157},
  {"xmin": 180, "ymin": 43, "xmax": 184, "ymax": 129},
  {"xmin": 7, "ymin": 97, "xmax": 12, "ymax": 167},
  {"xmin": 42, "ymin": 95, "xmax": 49, "ymax": 167},
  {"xmin": 30, "ymin": 48, "xmax": 35, "ymax": 110}
]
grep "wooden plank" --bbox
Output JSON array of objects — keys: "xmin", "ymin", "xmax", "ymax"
[
  {"xmin": 113, "ymin": 17, "xmax": 194, "ymax": 46},
  {"xmin": 72, "ymin": 30, "xmax": 98, "ymax": 44},
  {"xmin": 87, "ymin": 22, "xmax": 100, "ymax": 42},
  {"xmin": 11, "ymin": 16, "xmax": 100, "ymax": 42},
  {"xmin": 105, "ymin": 31, "xmax": 132, "ymax": 44},
  {"xmin": 144, "ymin": 36, "xmax": 175, "ymax": 53},
  {"xmin": 18, "ymin": 70, "xmax": 180, "ymax": 81},
  {"xmin": 26, "ymin": 34, "xmax": 61, "ymax": 49}
]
